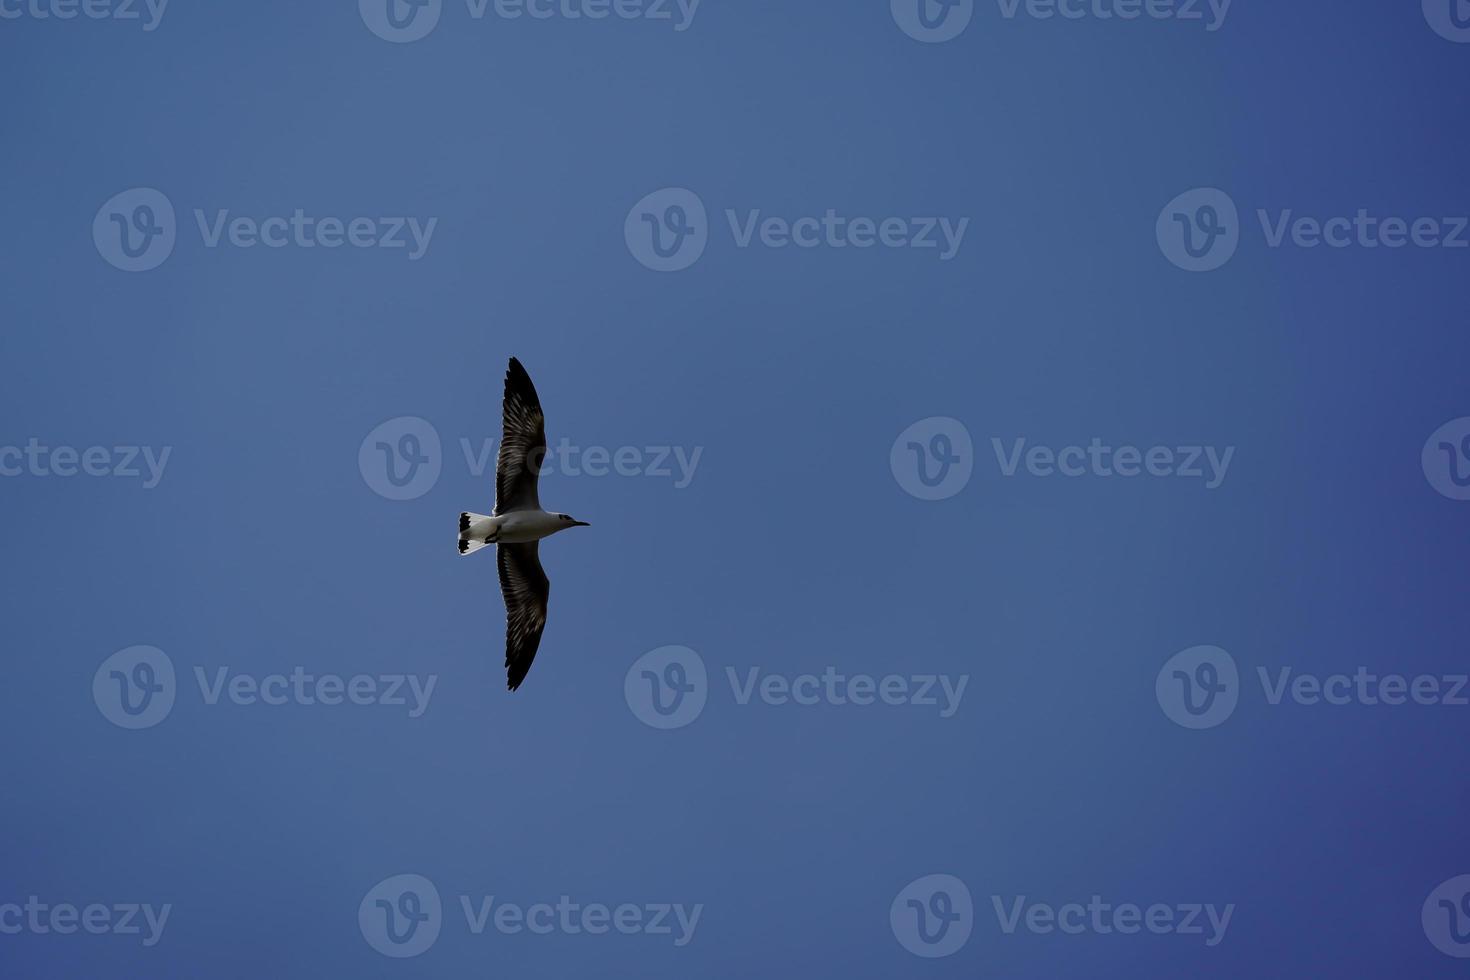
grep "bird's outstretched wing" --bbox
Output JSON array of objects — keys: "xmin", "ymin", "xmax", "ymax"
[
  {"xmin": 495, "ymin": 357, "xmax": 546, "ymax": 514},
  {"xmin": 499, "ymin": 542, "xmax": 550, "ymax": 691}
]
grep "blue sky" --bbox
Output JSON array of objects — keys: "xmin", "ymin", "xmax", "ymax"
[{"xmin": 3, "ymin": 1, "xmax": 1470, "ymax": 977}]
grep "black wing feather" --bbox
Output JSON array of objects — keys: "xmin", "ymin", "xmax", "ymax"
[
  {"xmin": 498, "ymin": 541, "xmax": 550, "ymax": 691},
  {"xmin": 495, "ymin": 357, "xmax": 546, "ymax": 514}
]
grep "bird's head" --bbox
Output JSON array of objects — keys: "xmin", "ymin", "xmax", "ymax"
[{"xmin": 556, "ymin": 513, "xmax": 591, "ymax": 529}]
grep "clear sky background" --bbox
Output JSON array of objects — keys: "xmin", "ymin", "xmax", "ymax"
[{"xmin": 3, "ymin": 1, "xmax": 1470, "ymax": 977}]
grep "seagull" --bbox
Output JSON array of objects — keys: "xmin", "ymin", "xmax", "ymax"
[{"xmin": 458, "ymin": 357, "xmax": 590, "ymax": 691}]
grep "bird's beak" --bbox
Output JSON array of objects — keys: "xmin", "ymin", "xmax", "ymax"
[{"xmin": 572, "ymin": 520, "xmax": 591, "ymax": 527}]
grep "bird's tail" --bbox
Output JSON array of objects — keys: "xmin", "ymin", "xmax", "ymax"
[{"xmin": 458, "ymin": 512, "xmax": 493, "ymax": 556}]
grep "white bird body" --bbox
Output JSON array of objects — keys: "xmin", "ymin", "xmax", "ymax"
[{"xmin": 462, "ymin": 509, "xmax": 584, "ymax": 546}]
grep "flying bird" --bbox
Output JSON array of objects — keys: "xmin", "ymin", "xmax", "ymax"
[{"xmin": 459, "ymin": 357, "xmax": 590, "ymax": 691}]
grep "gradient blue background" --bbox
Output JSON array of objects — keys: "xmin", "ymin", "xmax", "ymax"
[{"xmin": 3, "ymin": 1, "xmax": 1469, "ymax": 976}]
